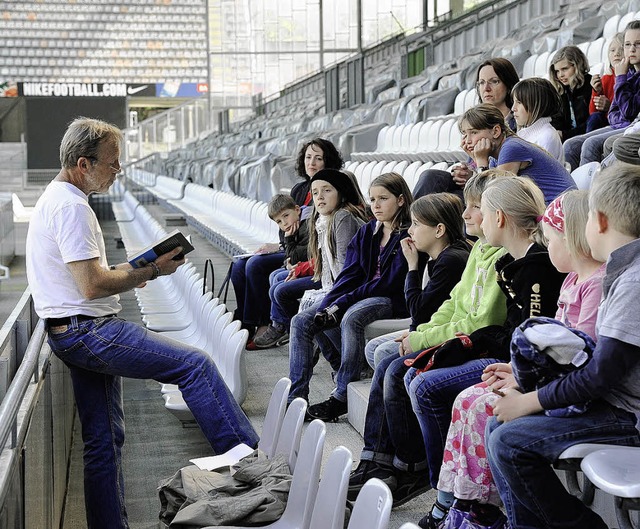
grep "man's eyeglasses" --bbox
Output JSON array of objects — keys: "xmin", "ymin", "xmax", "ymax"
[
  {"xmin": 86, "ymin": 156, "xmax": 122, "ymax": 174},
  {"xmin": 476, "ymin": 78, "xmax": 502, "ymax": 89}
]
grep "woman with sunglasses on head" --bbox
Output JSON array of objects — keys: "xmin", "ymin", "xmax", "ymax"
[{"xmin": 413, "ymin": 58, "xmax": 520, "ymax": 200}]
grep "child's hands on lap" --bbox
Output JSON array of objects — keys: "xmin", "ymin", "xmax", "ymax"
[
  {"xmin": 493, "ymin": 389, "xmax": 543, "ymax": 422},
  {"xmin": 482, "ymin": 363, "xmax": 518, "ymax": 392},
  {"xmin": 284, "ymin": 266, "xmax": 296, "ymax": 281},
  {"xmin": 396, "ymin": 331, "xmax": 412, "ymax": 356}
]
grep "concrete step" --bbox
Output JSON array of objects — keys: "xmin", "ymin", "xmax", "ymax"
[{"xmin": 347, "ymin": 379, "xmax": 372, "ymax": 437}]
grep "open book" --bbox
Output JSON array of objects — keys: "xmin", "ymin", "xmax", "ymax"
[{"xmin": 128, "ymin": 229, "xmax": 194, "ymax": 269}]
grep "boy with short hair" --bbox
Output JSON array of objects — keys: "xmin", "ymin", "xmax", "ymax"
[
  {"xmin": 267, "ymin": 194, "xmax": 309, "ymax": 267},
  {"xmin": 486, "ymin": 163, "xmax": 640, "ymax": 529},
  {"xmin": 252, "ymin": 194, "xmax": 312, "ymax": 348}
]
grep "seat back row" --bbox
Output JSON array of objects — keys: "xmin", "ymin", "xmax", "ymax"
[
  {"xmin": 163, "ymin": 182, "xmax": 279, "ymax": 257},
  {"xmin": 111, "ymin": 195, "xmax": 250, "ymax": 406},
  {"xmin": 350, "ymin": 119, "xmax": 466, "ymax": 164}
]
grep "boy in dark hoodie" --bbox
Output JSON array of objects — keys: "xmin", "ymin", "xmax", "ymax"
[{"xmin": 251, "ymin": 194, "xmax": 313, "ymax": 349}]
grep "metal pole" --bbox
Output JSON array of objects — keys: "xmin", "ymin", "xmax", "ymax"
[
  {"xmin": 205, "ymin": 0, "xmax": 213, "ymax": 130},
  {"xmin": 319, "ymin": 0, "xmax": 324, "ymax": 70},
  {"xmin": 357, "ymin": 0, "xmax": 362, "ymax": 53}
]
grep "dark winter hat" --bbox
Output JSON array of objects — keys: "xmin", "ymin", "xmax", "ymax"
[{"xmin": 310, "ymin": 169, "xmax": 360, "ymax": 206}]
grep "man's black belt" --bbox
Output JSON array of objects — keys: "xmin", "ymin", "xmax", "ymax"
[{"xmin": 46, "ymin": 314, "xmax": 116, "ymax": 327}]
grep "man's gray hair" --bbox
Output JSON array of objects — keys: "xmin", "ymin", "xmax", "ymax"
[{"xmin": 59, "ymin": 117, "xmax": 123, "ymax": 169}]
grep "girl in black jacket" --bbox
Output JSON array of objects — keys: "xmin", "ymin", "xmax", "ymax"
[{"xmin": 549, "ymin": 46, "xmax": 592, "ymax": 140}]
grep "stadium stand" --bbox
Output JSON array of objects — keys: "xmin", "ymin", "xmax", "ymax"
[
  {"xmin": 0, "ymin": 1, "xmax": 207, "ymax": 83},
  {"xmin": 118, "ymin": 2, "xmax": 640, "ymax": 526},
  {"xmin": 5, "ymin": 1, "xmax": 640, "ymax": 528},
  {"xmin": 128, "ymin": 4, "xmax": 640, "ymax": 206}
]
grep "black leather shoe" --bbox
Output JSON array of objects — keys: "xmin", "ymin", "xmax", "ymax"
[
  {"xmin": 392, "ymin": 469, "xmax": 431, "ymax": 507},
  {"xmin": 347, "ymin": 460, "xmax": 397, "ymax": 501},
  {"xmin": 306, "ymin": 396, "xmax": 348, "ymax": 422}
]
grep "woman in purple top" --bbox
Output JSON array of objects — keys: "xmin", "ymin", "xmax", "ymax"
[{"xmin": 461, "ymin": 104, "xmax": 575, "ymax": 203}]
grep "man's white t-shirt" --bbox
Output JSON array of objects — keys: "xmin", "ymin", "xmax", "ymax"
[{"xmin": 26, "ymin": 181, "xmax": 121, "ymax": 319}]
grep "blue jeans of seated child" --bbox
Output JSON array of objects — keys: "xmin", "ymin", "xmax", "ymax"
[
  {"xmin": 48, "ymin": 315, "xmax": 259, "ymax": 529},
  {"xmin": 563, "ymin": 126, "xmax": 623, "ymax": 171},
  {"xmin": 288, "ymin": 297, "xmax": 393, "ymax": 403},
  {"xmin": 230, "ymin": 252, "xmax": 284, "ymax": 326},
  {"xmin": 486, "ymin": 400, "xmax": 640, "ymax": 529},
  {"xmin": 406, "ymin": 358, "xmax": 497, "ymax": 487},
  {"xmin": 360, "ymin": 351, "xmax": 428, "ymax": 472},
  {"xmin": 318, "ymin": 297, "xmax": 393, "ymax": 403},
  {"xmin": 365, "ymin": 331, "xmax": 405, "ymax": 369},
  {"xmin": 269, "ymin": 271, "xmax": 321, "ymax": 328}
]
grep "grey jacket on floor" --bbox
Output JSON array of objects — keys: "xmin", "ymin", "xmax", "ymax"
[{"xmin": 159, "ymin": 451, "xmax": 292, "ymax": 528}]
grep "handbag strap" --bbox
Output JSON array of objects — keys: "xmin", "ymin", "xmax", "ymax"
[
  {"xmin": 203, "ymin": 258, "xmax": 215, "ymax": 296},
  {"xmin": 217, "ymin": 261, "xmax": 234, "ymax": 304}
]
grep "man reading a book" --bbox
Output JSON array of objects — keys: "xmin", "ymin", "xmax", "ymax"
[{"xmin": 25, "ymin": 117, "xmax": 259, "ymax": 529}]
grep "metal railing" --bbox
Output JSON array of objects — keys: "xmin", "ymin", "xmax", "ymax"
[
  {"xmin": 124, "ymin": 98, "xmax": 211, "ymax": 162},
  {"xmin": 0, "ymin": 291, "xmax": 75, "ymax": 529}
]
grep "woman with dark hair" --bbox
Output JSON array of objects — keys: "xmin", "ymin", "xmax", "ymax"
[
  {"xmin": 292, "ymin": 138, "xmax": 345, "ymax": 205},
  {"xmin": 475, "ymin": 58, "xmax": 520, "ymax": 131},
  {"xmin": 230, "ymin": 138, "xmax": 344, "ymax": 342},
  {"xmin": 413, "ymin": 58, "xmax": 520, "ymax": 200}
]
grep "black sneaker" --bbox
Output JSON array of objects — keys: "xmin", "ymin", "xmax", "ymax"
[
  {"xmin": 347, "ymin": 460, "xmax": 397, "ymax": 501},
  {"xmin": 418, "ymin": 501, "xmax": 450, "ymax": 529},
  {"xmin": 392, "ymin": 469, "xmax": 431, "ymax": 507},
  {"xmin": 306, "ymin": 396, "xmax": 348, "ymax": 422}
]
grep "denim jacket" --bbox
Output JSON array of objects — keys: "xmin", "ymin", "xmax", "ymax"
[{"xmin": 317, "ymin": 219, "xmax": 415, "ymax": 318}]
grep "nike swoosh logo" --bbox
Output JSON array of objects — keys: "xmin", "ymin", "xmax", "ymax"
[{"xmin": 127, "ymin": 85, "xmax": 149, "ymax": 95}]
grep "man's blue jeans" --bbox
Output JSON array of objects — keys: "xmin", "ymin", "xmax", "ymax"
[
  {"xmin": 230, "ymin": 252, "xmax": 284, "ymax": 326},
  {"xmin": 486, "ymin": 400, "xmax": 640, "ymax": 529},
  {"xmin": 269, "ymin": 271, "xmax": 321, "ymax": 328},
  {"xmin": 360, "ymin": 351, "xmax": 428, "ymax": 472},
  {"xmin": 288, "ymin": 297, "xmax": 392, "ymax": 403},
  {"xmin": 47, "ymin": 315, "xmax": 259, "ymax": 529},
  {"xmin": 405, "ymin": 358, "xmax": 497, "ymax": 487}
]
